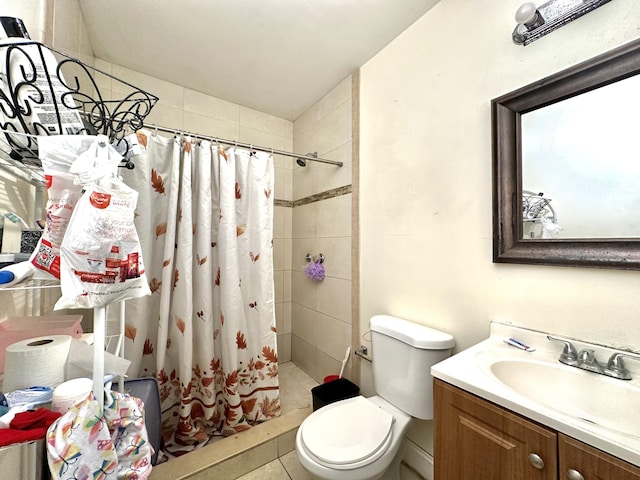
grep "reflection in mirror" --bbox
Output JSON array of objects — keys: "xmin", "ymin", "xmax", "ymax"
[
  {"xmin": 521, "ymin": 74, "xmax": 640, "ymax": 239},
  {"xmin": 492, "ymin": 38, "xmax": 640, "ymax": 269},
  {"xmin": 522, "ymin": 190, "xmax": 559, "ymax": 239}
]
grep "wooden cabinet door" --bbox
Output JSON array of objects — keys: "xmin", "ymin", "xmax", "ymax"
[
  {"xmin": 434, "ymin": 379, "xmax": 557, "ymax": 480},
  {"xmin": 559, "ymin": 434, "xmax": 640, "ymax": 480}
]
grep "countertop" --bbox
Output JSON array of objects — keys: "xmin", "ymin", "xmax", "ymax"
[{"xmin": 431, "ymin": 322, "xmax": 640, "ymax": 467}]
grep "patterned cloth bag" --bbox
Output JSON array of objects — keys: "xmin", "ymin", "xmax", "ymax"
[{"xmin": 46, "ymin": 389, "xmax": 153, "ymax": 479}]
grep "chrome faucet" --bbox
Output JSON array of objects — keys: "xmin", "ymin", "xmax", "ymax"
[
  {"xmin": 576, "ymin": 349, "xmax": 604, "ymax": 374},
  {"xmin": 547, "ymin": 335, "xmax": 640, "ymax": 380}
]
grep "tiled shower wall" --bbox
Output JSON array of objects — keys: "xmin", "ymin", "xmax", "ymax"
[{"xmin": 290, "ymin": 76, "xmax": 354, "ymax": 383}]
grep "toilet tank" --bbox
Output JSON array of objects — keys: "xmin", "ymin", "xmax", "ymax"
[{"xmin": 370, "ymin": 315, "xmax": 455, "ymax": 420}]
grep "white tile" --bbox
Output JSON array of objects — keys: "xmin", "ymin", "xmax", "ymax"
[
  {"xmin": 274, "ymin": 270, "xmax": 284, "ymax": 304},
  {"xmin": 240, "ymin": 107, "xmax": 293, "ymax": 138},
  {"xmin": 275, "ymin": 167, "xmax": 293, "ymax": 202},
  {"xmin": 273, "ymin": 238, "xmax": 284, "ymax": 271},
  {"xmin": 292, "ymin": 126, "xmax": 317, "ymax": 166},
  {"xmin": 291, "ymin": 335, "xmax": 317, "ymax": 380},
  {"xmin": 316, "ymin": 277, "xmax": 351, "ymax": 322},
  {"xmin": 184, "ymin": 88, "xmax": 240, "ymax": 120},
  {"xmin": 294, "ymin": 75, "xmax": 352, "ymax": 137},
  {"xmin": 239, "ymin": 126, "xmax": 293, "ymax": 152},
  {"xmin": 291, "ymin": 271, "xmax": 317, "ymax": 310},
  {"xmin": 293, "ymin": 164, "xmax": 317, "ymax": 200},
  {"xmin": 235, "ymin": 459, "xmax": 286, "ymax": 480},
  {"xmin": 316, "ymin": 142, "xmax": 353, "ymax": 193},
  {"xmin": 313, "ymin": 100, "xmax": 352, "ymax": 155},
  {"xmin": 283, "ymin": 238, "xmax": 293, "ymax": 271},
  {"xmin": 92, "ymin": 59, "xmax": 112, "ymax": 93},
  {"xmin": 281, "ymin": 450, "xmax": 314, "ymax": 480},
  {"xmin": 316, "ymin": 237, "xmax": 351, "ymax": 280},
  {"xmin": 111, "ymin": 65, "xmax": 184, "ymax": 108},
  {"xmin": 317, "ymin": 313, "xmax": 351, "ymax": 361},
  {"xmin": 277, "ymin": 430, "xmax": 297, "ymax": 457},
  {"xmin": 283, "ymin": 270, "xmax": 292, "ymax": 302},
  {"xmin": 292, "ymin": 203, "xmax": 316, "ymax": 239},
  {"xmin": 275, "ymin": 302, "xmax": 284, "ymax": 333},
  {"xmin": 291, "ymin": 303, "xmax": 318, "ymax": 345},
  {"xmin": 283, "ymin": 302, "xmax": 292, "ymax": 334},
  {"xmin": 283, "ymin": 208, "xmax": 293, "ymax": 239},
  {"xmin": 316, "ymin": 349, "xmax": 346, "ymax": 384},
  {"xmin": 183, "ymin": 112, "xmax": 239, "ymax": 139},
  {"xmin": 146, "ymin": 104, "xmax": 184, "ymax": 131},
  {"xmin": 275, "ymin": 153, "xmax": 294, "ymax": 171},
  {"xmin": 316, "ymin": 195, "xmax": 351, "ymax": 238},
  {"xmin": 52, "ymin": 0, "xmax": 80, "ymax": 53},
  {"xmin": 273, "ymin": 207, "xmax": 285, "ymax": 240},
  {"xmin": 78, "ymin": 11, "xmax": 93, "ymax": 57},
  {"xmin": 277, "ymin": 334, "xmax": 291, "ymax": 364},
  {"xmin": 292, "ymin": 238, "xmax": 318, "ymax": 273}
]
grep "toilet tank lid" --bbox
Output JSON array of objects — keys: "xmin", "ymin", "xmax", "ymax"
[{"xmin": 370, "ymin": 315, "xmax": 455, "ymax": 350}]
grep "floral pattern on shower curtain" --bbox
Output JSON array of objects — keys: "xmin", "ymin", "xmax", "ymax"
[{"xmin": 121, "ymin": 130, "xmax": 280, "ymax": 457}]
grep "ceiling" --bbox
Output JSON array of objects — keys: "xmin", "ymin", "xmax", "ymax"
[{"xmin": 78, "ymin": 0, "xmax": 440, "ymax": 121}]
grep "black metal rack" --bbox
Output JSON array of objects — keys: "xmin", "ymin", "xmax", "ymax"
[{"xmin": 0, "ymin": 40, "xmax": 158, "ymax": 171}]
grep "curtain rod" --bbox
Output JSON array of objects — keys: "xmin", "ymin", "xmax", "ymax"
[{"xmin": 144, "ymin": 123, "xmax": 343, "ymax": 167}]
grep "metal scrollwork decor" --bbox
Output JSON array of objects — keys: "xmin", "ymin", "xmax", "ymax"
[{"xmin": 0, "ymin": 41, "xmax": 158, "ymax": 166}]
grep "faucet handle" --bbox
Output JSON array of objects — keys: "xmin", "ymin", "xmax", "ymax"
[
  {"xmin": 605, "ymin": 351, "xmax": 640, "ymax": 380},
  {"xmin": 547, "ymin": 335, "xmax": 579, "ymax": 365},
  {"xmin": 578, "ymin": 349, "xmax": 596, "ymax": 363}
]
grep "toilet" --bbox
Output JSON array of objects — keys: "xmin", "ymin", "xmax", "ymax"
[{"xmin": 295, "ymin": 314, "xmax": 455, "ymax": 480}]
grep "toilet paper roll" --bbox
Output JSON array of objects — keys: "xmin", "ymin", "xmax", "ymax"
[{"xmin": 3, "ymin": 335, "xmax": 72, "ymax": 392}]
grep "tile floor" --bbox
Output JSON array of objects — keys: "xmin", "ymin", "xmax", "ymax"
[
  {"xmin": 279, "ymin": 361, "xmax": 320, "ymax": 415},
  {"xmin": 236, "ymin": 362, "xmax": 318, "ymax": 479},
  {"xmin": 237, "ymin": 451, "xmax": 313, "ymax": 480}
]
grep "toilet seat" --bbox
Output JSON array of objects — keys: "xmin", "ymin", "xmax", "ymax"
[{"xmin": 300, "ymin": 396, "xmax": 395, "ymax": 470}]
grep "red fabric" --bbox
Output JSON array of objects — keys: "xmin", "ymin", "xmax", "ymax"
[{"xmin": 0, "ymin": 408, "xmax": 61, "ymax": 447}]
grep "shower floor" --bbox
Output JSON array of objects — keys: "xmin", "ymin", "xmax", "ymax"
[{"xmin": 278, "ymin": 361, "xmax": 318, "ymax": 415}]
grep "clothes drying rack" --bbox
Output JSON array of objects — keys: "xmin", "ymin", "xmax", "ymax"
[{"xmin": 0, "ymin": 40, "xmax": 159, "ymax": 412}]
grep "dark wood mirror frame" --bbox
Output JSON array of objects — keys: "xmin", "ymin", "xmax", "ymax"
[{"xmin": 492, "ymin": 38, "xmax": 640, "ymax": 270}]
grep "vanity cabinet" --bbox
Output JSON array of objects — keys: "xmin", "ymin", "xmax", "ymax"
[
  {"xmin": 559, "ymin": 434, "xmax": 640, "ymax": 480},
  {"xmin": 434, "ymin": 379, "xmax": 557, "ymax": 480},
  {"xmin": 434, "ymin": 379, "xmax": 640, "ymax": 480}
]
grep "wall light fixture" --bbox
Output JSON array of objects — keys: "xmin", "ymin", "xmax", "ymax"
[{"xmin": 512, "ymin": 0, "xmax": 612, "ymax": 46}]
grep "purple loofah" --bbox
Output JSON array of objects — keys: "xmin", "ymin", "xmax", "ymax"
[{"xmin": 304, "ymin": 261, "xmax": 325, "ymax": 281}]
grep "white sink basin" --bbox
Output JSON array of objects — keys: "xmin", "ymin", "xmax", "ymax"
[{"xmin": 476, "ymin": 350, "xmax": 640, "ymax": 438}]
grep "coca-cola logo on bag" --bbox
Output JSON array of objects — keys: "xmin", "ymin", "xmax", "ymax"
[{"xmin": 90, "ymin": 191, "xmax": 111, "ymax": 209}]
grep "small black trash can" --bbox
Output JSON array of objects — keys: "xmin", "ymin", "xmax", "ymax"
[{"xmin": 311, "ymin": 378, "xmax": 360, "ymax": 411}]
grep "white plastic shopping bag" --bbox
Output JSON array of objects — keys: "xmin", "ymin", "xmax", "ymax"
[
  {"xmin": 30, "ymin": 135, "xmax": 123, "ymax": 280},
  {"xmin": 55, "ymin": 176, "xmax": 151, "ymax": 309}
]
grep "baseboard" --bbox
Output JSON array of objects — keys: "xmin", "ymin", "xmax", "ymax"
[{"xmin": 401, "ymin": 439, "xmax": 434, "ymax": 480}]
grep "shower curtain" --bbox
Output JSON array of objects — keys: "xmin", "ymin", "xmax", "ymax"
[{"xmin": 121, "ymin": 130, "xmax": 280, "ymax": 457}]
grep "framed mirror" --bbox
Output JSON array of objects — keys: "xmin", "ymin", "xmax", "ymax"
[{"xmin": 492, "ymin": 38, "xmax": 640, "ymax": 270}]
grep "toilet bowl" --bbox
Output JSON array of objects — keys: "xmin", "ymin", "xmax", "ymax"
[
  {"xmin": 296, "ymin": 395, "xmax": 411, "ymax": 480},
  {"xmin": 295, "ymin": 315, "xmax": 455, "ymax": 480}
]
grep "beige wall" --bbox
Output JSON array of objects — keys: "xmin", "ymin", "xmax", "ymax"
[
  {"xmin": 290, "ymin": 76, "xmax": 354, "ymax": 383},
  {"xmin": 359, "ymin": 0, "xmax": 640, "ymax": 457}
]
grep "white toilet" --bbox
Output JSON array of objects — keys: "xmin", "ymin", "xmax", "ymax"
[{"xmin": 295, "ymin": 314, "xmax": 455, "ymax": 480}]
